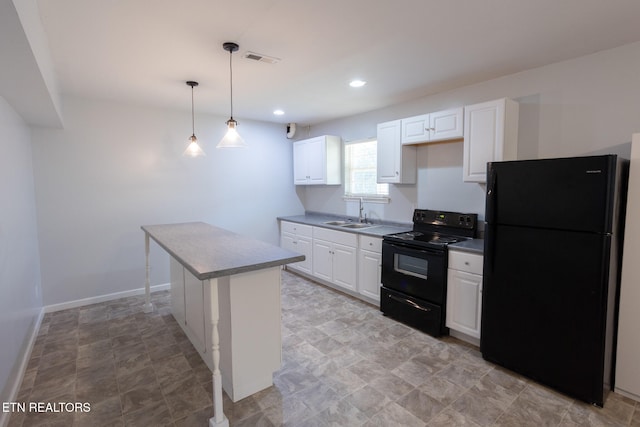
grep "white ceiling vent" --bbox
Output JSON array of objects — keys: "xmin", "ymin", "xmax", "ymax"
[{"xmin": 243, "ymin": 51, "xmax": 280, "ymax": 64}]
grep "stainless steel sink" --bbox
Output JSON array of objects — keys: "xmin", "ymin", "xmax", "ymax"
[
  {"xmin": 323, "ymin": 220, "xmax": 349, "ymax": 226},
  {"xmin": 340, "ymin": 223, "xmax": 376, "ymax": 229}
]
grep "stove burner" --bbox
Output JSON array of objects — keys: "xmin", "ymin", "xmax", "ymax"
[
  {"xmin": 384, "ymin": 231, "xmax": 464, "ymax": 248},
  {"xmin": 394, "ymin": 232, "xmax": 423, "ymax": 240},
  {"xmin": 383, "ymin": 209, "xmax": 477, "ymax": 250},
  {"xmin": 432, "ymin": 236, "xmax": 459, "ymax": 244}
]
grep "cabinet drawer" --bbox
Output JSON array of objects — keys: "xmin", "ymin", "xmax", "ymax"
[
  {"xmin": 281, "ymin": 221, "xmax": 313, "ymax": 238},
  {"xmin": 448, "ymin": 250, "xmax": 483, "ymax": 275},
  {"xmin": 359, "ymin": 235, "xmax": 382, "ymax": 253},
  {"xmin": 313, "ymin": 226, "xmax": 357, "ymax": 247}
]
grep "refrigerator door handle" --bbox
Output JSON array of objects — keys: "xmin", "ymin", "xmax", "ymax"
[{"xmin": 486, "ymin": 163, "xmax": 497, "ymax": 223}]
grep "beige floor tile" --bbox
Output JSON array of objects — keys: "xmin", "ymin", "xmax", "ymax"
[{"xmin": 12, "ymin": 271, "xmax": 636, "ymax": 427}]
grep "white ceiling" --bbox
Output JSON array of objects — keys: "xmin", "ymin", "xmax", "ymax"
[{"xmin": 34, "ymin": 0, "xmax": 640, "ymax": 125}]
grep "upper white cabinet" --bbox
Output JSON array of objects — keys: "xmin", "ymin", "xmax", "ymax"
[
  {"xmin": 401, "ymin": 114, "xmax": 430, "ymax": 144},
  {"xmin": 401, "ymin": 107, "xmax": 464, "ymax": 145},
  {"xmin": 463, "ymin": 98, "xmax": 519, "ymax": 183},
  {"xmin": 293, "ymin": 135, "xmax": 341, "ymax": 185},
  {"xmin": 377, "ymin": 120, "xmax": 417, "ymax": 184}
]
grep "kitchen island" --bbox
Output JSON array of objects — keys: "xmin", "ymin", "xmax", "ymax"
[{"xmin": 141, "ymin": 222, "xmax": 304, "ymax": 427}]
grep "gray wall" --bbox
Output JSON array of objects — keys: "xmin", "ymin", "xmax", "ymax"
[
  {"xmin": 30, "ymin": 96, "xmax": 304, "ymax": 306},
  {"xmin": 0, "ymin": 96, "xmax": 43, "ymax": 407},
  {"xmin": 299, "ymin": 40, "xmax": 640, "ymax": 223}
]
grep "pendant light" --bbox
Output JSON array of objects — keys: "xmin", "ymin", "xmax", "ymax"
[
  {"xmin": 217, "ymin": 42, "xmax": 247, "ymax": 148},
  {"xmin": 184, "ymin": 81, "xmax": 206, "ymax": 157}
]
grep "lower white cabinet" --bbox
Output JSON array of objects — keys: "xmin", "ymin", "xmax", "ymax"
[
  {"xmin": 279, "ymin": 221, "xmax": 384, "ymax": 304},
  {"xmin": 280, "ymin": 221, "xmax": 313, "ymax": 274},
  {"xmin": 170, "ymin": 257, "xmax": 185, "ymax": 325},
  {"xmin": 446, "ymin": 250, "xmax": 484, "ymax": 342},
  {"xmin": 184, "ymin": 267, "xmax": 206, "ymax": 351},
  {"xmin": 169, "ymin": 258, "xmax": 282, "ymax": 402},
  {"xmin": 312, "ymin": 227, "xmax": 357, "ymax": 292},
  {"xmin": 358, "ymin": 235, "xmax": 382, "ymax": 302},
  {"xmin": 171, "ymin": 257, "xmax": 207, "ymax": 353}
]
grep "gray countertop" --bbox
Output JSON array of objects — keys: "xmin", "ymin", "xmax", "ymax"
[
  {"xmin": 278, "ymin": 212, "xmax": 412, "ymax": 237},
  {"xmin": 142, "ymin": 222, "xmax": 304, "ymax": 281},
  {"xmin": 279, "ymin": 212, "xmax": 484, "ymax": 254},
  {"xmin": 449, "ymin": 238, "xmax": 485, "ymax": 255}
]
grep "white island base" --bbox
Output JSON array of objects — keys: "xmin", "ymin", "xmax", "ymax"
[
  {"xmin": 171, "ymin": 257, "xmax": 281, "ymax": 402},
  {"xmin": 142, "ymin": 222, "xmax": 303, "ymax": 426}
]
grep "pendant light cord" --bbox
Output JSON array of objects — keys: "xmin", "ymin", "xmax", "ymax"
[
  {"xmin": 229, "ymin": 48, "xmax": 234, "ymax": 120},
  {"xmin": 191, "ymin": 85, "xmax": 195, "ymax": 135}
]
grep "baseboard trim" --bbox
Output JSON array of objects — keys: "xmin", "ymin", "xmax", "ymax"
[
  {"xmin": 0, "ymin": 307, "xmax": 44, "ymax": 427},
  {"xmin": 614, "ymin": 387, "xmax": 640, "ymax": 404},
  {"xmin": 44, "ymin": 283, "xmax": 170, "ymax": 313}
]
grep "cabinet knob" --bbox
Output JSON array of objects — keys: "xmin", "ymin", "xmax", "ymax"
[
  {"xmin": 395, "ymin": 171, "xmax": 399, "ymax": 175},
  {"xmin": 465, "ymin": 261, "xmax": 470, "ymax": 265}
]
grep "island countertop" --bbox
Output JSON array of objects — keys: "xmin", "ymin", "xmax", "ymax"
[{"xmin": 141, "ymin": 222, "xmax": 304, "ymax": 281}]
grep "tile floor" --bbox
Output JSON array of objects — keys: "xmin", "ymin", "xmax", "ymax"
[{"xmin": 8, "ymin": 269, "xmax": 640, "ymax": 426}]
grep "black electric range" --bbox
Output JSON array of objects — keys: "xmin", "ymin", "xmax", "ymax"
[{"xmin": 380, "ymin": 209, "xmax": 478, "ymax": 336}]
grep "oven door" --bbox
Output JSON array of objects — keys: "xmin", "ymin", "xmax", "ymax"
[{"xmin": 381, "ymin": 241, "xmax": 446, "ymax": 304}]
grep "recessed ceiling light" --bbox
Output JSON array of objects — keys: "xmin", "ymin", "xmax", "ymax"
[
  {"xmin": 349, "ymin": 79, "xmax": 366, "ymax": 88},
  {"xmin": 273, "ymin": 109, "xmax": 285, "ymax": 116}
]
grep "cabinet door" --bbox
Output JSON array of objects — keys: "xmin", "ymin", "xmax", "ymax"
[
  {"xmin": 293, "ymin": 141, "xmax": 309, "ymax": 184},
  {"xmin": 463, "ymin": 100, "xmax": 503, "ymax": 183},
  {"xmin": 184, "ymin": 270, "xmax": 206, "ymax": 352},
  {"xmin": 295, "ymin": 236, "xmax": 313, "ymax": 275},
  {"xmin": 377, "ymin": 120, "xmax": 401, "ymax": 183},
  {"xmin": 377, "ymin": 119, "xmax": 416, "ymax": 184},
  {"xmin": 446, "ymin": 269, "xmax": 482, "ymax": 338},
  {"xmin": 312, "ymin": 239, "xmax": 333, "ymax": 282},
  {"xmin": 359, "ymin": 249, "xmax": 381, "ymax": 301},
  {"xmin": 281, "ymin": 231, "xmax": 296, "ymax": 253},
  {"xmin": 332, "ymin": 243, "xmax": 357, "ymax": 291},
  {"xmin": 170, "ymin": 257, "xmax": 185, "ymax": 326},
  {"xmin": 401, "ymin": 114, "xmax": 430, "ymax": 144},
  {"xmin": 430, "ymin": 107, "xmax": 463, "ymax": 141},
  {"xmin": 281, "ymin": 231, "xmax": 305, "ymax": 273},
  {"xmin": 306, "ymin": 137, "xmax": 327, "ymax": 184}
]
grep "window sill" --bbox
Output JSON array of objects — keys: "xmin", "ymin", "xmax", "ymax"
[{"xmin": 343, "ymin": 195, "xmax": 390, "ymax": 204}]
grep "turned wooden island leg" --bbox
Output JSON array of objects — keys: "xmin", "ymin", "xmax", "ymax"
[
  {"xmin": 206, "ymin": 278, "xmax": 228, "ymax": 427},
  {"xmin": 143, "ymin": 232, "xmax": 153, "ymax": 313}
]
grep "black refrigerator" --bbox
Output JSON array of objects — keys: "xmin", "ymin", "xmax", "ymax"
[{"xmin": 481, "ymin": 155, "xmax": 628, "ymax": 407}]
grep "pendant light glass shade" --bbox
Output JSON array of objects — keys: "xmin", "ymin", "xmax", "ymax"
[
  {"xmin": 184, "ymin": 134, "xmax": 206, "ymax": 157},
  {"xmin": 217, "ymin": 42, "xmax": 246, "ymax": 148},
  {"xmin": 218, "ymin": 119, "xmax": 247, "ymax": 148},
  {"xmin": 183, "ymin": 81, "xmax": 205, "ymax": 157}
]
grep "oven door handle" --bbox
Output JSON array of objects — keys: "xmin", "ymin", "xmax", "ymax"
[
  {"xmin": 387, "ymin": 293, "xmax": 432, "ymax": 312},
  {"xmin": 384, "ymin": 241, "xmax": 444, "ymax": 257}
]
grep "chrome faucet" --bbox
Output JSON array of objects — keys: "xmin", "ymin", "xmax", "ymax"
[{"xmin": 359, "ymin": 198, "xmax": 366, "ymax": 223}]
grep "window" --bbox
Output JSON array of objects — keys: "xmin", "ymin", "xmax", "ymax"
[{"xmin": 344, "ymin": 139, "xmax": 389, "ymax": 198}]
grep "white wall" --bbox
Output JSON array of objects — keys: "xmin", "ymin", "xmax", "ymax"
[
  {"xmin": 0, "ymin": 96, "xmax": 43, "ymax": 408},
  {"xmin": 30, "ymin": 96, "xmax": 304, "ymax": 306},
  {"xmin": 299, "ymin": 40, "xmax": 640, "ymax": 223}
]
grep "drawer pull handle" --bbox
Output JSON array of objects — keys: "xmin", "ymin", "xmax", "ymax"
[{"xmin": 388, "ymin": 294, "xmax": 431, "ymax": 312}]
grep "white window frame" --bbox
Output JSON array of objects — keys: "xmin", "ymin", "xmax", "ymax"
[{"xmin": 343, "ymin": 138, "xmax": 390, "ymax": 203}]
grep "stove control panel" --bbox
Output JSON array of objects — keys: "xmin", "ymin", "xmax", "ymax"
[{"xmin": 413, "ymin": 209, "xmax": 477, "ymax": 230}]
